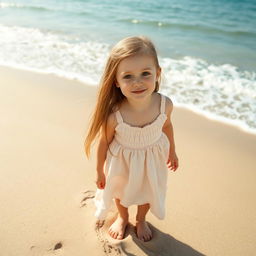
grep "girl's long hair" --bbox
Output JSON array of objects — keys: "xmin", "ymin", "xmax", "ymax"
[{"xmin": 84, "ymin": 36, "xmax": 161, "ymax": 158}]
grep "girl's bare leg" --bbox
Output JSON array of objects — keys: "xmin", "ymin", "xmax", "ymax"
[
  {"xmin": 108, "ymin": 199, "xmax": 129, "ymax": 240},
  {"xmin": 136, "ymin": 203, "xmax": 152, "ymax": 242}
]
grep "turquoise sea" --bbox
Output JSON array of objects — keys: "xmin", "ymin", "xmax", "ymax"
[{"xmin": 0, "ymin": 0, "xmax": 256, "ymax": 133}]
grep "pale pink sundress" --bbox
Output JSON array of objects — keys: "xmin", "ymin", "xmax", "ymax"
[{"xmin": 94, "ymin": 93, "xmax": 170, "ymax": 220}]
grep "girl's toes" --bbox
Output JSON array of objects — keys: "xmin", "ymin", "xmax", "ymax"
[
  {"xmin": 117, "ymin": 233, "xmax": 123, "ymax": 240},
  {"xmin": 138, "ymin": 235, "xmax": 143, "ymax": 241},
  {"xmin": 109, "ymin": 230, "xmax": 117, "ymax": 239}
]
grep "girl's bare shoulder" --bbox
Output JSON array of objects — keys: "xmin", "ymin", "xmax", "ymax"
[
  {"xmin": 106, "ymin": 107, "xmax": 120, "ymax": 129},
  {"xmin": 159, "ymin": 93, "xmax": 173, "ymax": 115},
  {"xmin": 106, "ymin": 113, "xmax": 117, "ymax": 129}
]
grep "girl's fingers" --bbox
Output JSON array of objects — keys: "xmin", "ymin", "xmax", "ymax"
[
  {"xmin": 167, "ymin": 160, "xmax": 178, "ymax": 171},
  {"xmin": 167, "ymin": 158, "xmax": 179, "ymax": 171},
  {"xmin": 96, "ymin": 182, "xmax": 104, "ymax": 189},
  {"xmin": 173, "ymin": 161, "xmax": 178, "ymax": 171},
  {"xmin": 100, "ymin": 182, "xmax": 105, "ymax": 189}
]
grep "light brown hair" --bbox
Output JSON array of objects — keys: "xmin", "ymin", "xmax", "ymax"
[{"xmin": 84, "ymin": 36, "xmax": 161, "ymax": 158}]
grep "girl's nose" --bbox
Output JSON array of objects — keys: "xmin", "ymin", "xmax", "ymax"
[{"xmin": 133, "ymin": 76, "xmax": 142, "ymax": 85}]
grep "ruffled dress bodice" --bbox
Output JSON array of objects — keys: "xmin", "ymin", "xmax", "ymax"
[{"xmin": 114, "ymin": 112, "xmax": 167, "ymax": 149}]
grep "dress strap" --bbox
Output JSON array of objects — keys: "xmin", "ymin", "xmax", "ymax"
[
  {"xmin": 115, "ymin": 110, "xmax": 123, "ymax": 124},
  {"xmin": 160, "ymin": 94, "xmax": 166, "ymax": 114}
]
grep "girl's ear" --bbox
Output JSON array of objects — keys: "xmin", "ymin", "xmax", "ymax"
[
  {"xmin": 156, "ymin": 67, "xmax": 161, "ymax": 79},
  {"xmin": 114, "ymin": 78, "xmax": 119, "ymax": 88}
]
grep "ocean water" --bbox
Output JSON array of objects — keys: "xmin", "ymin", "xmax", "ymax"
[{"xmin": 0, "ymin": 0, "xmax": 256, "ymax": 134}]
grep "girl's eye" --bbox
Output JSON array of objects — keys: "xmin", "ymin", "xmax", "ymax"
[
  {"xmin": 142, "ymin": 72, "xmax": 151, "ymax": 76},
  {"xmin": 123, "ymin": 74, "xmax": 132, "ymax": 79}
]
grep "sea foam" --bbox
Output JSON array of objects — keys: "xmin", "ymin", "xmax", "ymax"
[{"xmin": 0, "ymin": 24, "xmax": 255, "ymax": 134}]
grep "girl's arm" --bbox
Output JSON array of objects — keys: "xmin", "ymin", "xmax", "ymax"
[
  {"xmin": 162, "ymin": 97, "xmax": 179, "ymax": 171},
  {"xmin": 96, "ymin": 113, "xmax": 116, "ymax": 189}
]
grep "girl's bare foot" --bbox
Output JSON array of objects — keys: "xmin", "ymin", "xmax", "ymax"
[
  {"xmin": 108, "ymin": 215, "xmax": 128, "ymax": 240},
  {"xmin": 136, "ymin": 221, "xmax": 152, "ymax": 242}
]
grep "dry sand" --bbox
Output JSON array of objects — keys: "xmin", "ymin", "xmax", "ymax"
[{"xmin": 1, "ymin": 66, "xmax": 256, "ymax": 256}]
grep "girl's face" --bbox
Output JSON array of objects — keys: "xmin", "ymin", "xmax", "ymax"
[{"xmin": 115, "ymin": 54, "xmax": 161, "ymax": 100}]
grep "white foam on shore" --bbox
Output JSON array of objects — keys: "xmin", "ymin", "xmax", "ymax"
[
  {"xmin": 0, "ymin": 3, "xmax": 24, "ymax": 8},
  {"xmin": 0, "ymin": 24, "xmax": 255, "ymax": 135},
  {"xmin": 171, "ymin": 101, "xmax": 256, "ymax": 135},
  {"xmin": 160, "ymin": 57, "xmax": 256, "ymax": 135},
  {"xmin": 0, "ymin": 24, "xmax": 109, "ymax": 85}
]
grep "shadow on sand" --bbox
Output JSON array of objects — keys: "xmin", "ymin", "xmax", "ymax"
[{"xmin": 119, "ymin": 222, "xmax": 206, "ymax": 256}]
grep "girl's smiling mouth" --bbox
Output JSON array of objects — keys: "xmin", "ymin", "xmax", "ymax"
[{"xmin": 132, "ymin": 89, "xmax": 146, "ymax": 94}]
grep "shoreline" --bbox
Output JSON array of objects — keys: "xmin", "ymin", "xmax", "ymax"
[
  {"xmin": 1, "ymin": 63, "xmax": 255, "ymax": 136},
  {"xmin": 1, "ymin": 65, "xmax": 256, "ymax": 255}
]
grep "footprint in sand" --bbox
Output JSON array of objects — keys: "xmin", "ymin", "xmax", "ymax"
[
  {"xmin": 95, "ymin": 224, "xmax": 122, "ymax": 256},
  {"xmin": 30, "ymin": 242, "xmax": 63, "ymax": 255},
  {"xmin": 80, "ymin": 190, "xmax": 95, "ymax": 207},
  {"xmin": 80, "ymin": 190, "xmax": 121, "ymax": 255}
]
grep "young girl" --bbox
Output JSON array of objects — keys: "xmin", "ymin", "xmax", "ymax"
[{"xmin": 84, "ymin": 36, "xmax": 179, "ymax": 242}]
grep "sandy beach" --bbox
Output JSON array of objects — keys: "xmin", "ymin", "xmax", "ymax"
[{"xmin": 1, "ymin": 66, "xmax": 256, "ymax": 256}]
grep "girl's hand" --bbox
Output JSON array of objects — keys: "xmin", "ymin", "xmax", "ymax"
[
  {"xmin": 95, "ymin": 171, "xmax": 106, "ymax": 189},
  {"xmin": 167, "ymin": 151, "xmax": 179, "ymax": 172}
]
